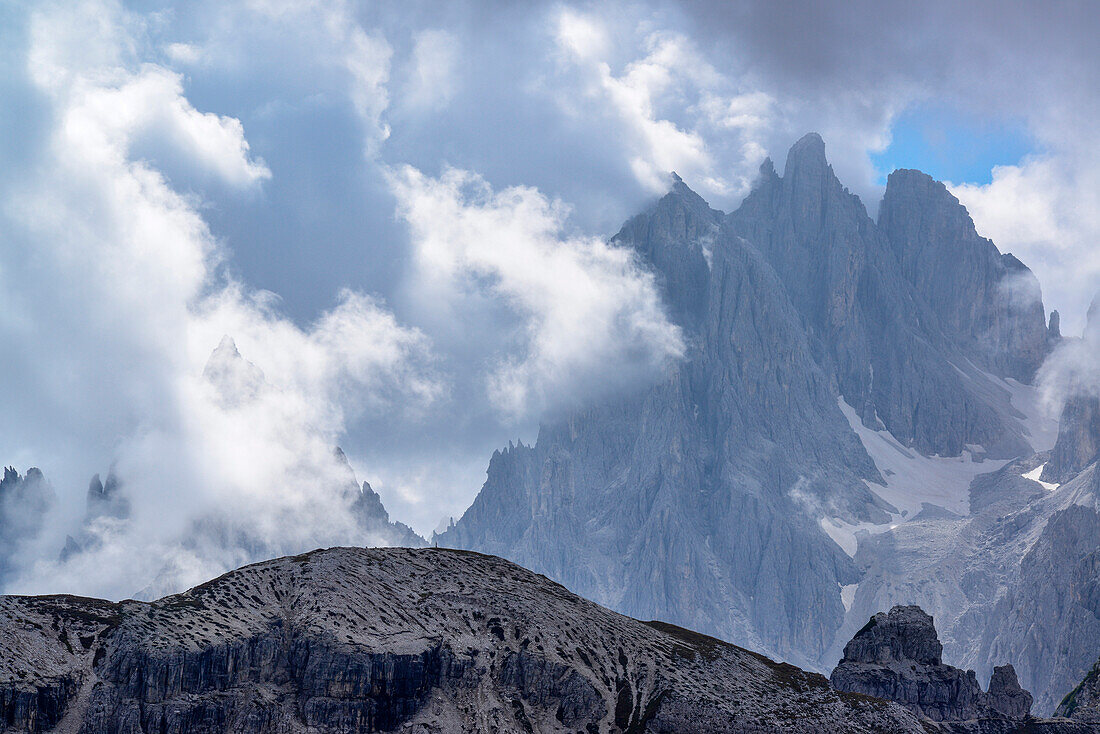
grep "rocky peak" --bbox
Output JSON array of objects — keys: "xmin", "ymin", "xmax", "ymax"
[
  {"xmin": 831, "ymin": 605, "xmax": 1033, "ymax": 722},
  {"xmin": 987, "ymin": 664, "xmax": 1033, "ymax": 719},
  {"xmin": 86, "ymin": 470, "xmax": 129, "ymax": 521},
  {"xmin": 202, "ymin": 334, "xmax": 265, "ymax": 406},
  {"xmin": 879, "ymin": 169, "xmax": 1049, "ymax": 382},
  {"xmin": 838, "ymin": 605, "xmax": 943, "ymax": 666},
  {"xmin": 612, "ymin": 175, "xmax": 719, "ymax": 331},
  {"xmin": 780, "ymin": 132, "xmax": 852, "ymax": 242},
  {"xmin": 331, "ymin": 447, "xmax": 424, "ymax": 547},
  {"xmin": 782, "ymin": 132, "xmax": 829, "ymax": 183},
  {"xmin": 1050, "ymin": 309, "xmax": 1063, "ymax": 342}
]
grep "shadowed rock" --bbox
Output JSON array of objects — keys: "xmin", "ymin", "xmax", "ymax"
[
  {"xmin": 1042, "ymin": 395, "xmax": 1100, "ymax": 483},
  {"xmin": 830, "ymin": 605, "xmax": 1032, "ymax": 723},
  {"xmin": 988, "ymin": 665, "xmax": 1033, "ymax": 719},
  {"xmin": 1057, "ymin": 657, "xmax": 1100, "ymax": 722}
]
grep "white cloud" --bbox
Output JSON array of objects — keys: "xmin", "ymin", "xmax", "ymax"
[
  {"xmin": 250, "ymin": 0, "xmax": 393, "ymax": 154},
  {"xmin": 388, "ymin": 164, "xmax": 683, "ymax": 417},
  {"xmin": 404, "ymin": 29, "xmax": 459, "ymax": 111},
  {"xmin": 164, "ymin": 42, "xmax": 202, "ymax": 65},
  {"xmin": 552, "ymin": 10, "xmax": 776, "ymax": 199},
  {"xmin": 952, "ymin": 150, "xmax": 1100, "ymax": 335},
  {"xmin": 0, "ymin": 0, "xmax": 438, "ymax": 598}
]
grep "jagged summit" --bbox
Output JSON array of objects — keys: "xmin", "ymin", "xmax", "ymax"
[
  {"xmin": 202, "ymin": 333, "xmax": 265, "ymax": 406},
  {"xmin": 441, "ymin": 132, "xmax": 1064, "ymax": 683},
  {"xmin": 879, "ymin": 166, "xmax": 1049, "ymax": 381},
  {"xmin": 784, "ymin": 131, "xmax": 827, "ymax": 171}
]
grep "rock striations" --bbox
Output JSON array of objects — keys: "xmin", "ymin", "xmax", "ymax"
[{"xmin": 0, "ymin": 547, "xmax": 937, "ymax": 734}]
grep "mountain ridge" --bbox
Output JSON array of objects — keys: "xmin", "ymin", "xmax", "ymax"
[{"xmin": 438, "ymin": 133, "xmax": 1079, "ymax": 693}]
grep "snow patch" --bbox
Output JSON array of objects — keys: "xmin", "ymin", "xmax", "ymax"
[
  {"xmin": 1021, "ymin": 463, "xmax": 1060, "ymax": 491},
  {"xmin": 840, "ymin": 583, "xmax": 857, "ymax": 613},
  {"xmin": 838, "ymin": 397, "xmax": 1008, "ymax": 518},
  {"xmin": 819, "ymin": 516, "xmax": 894, "ymax": 558}
]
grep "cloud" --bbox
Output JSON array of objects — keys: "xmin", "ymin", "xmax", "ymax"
[
  {"xmin": 403, "ymin": 29, "xmax": 459, "ymax": 112},
  {"xmin": 0, "ymin": 0, "xmax": 438, "ymax": 598},
  {"xmin": 552, "ymin": 9, "xmax": 776, "ymax": 199},
  {"xmin": 1036, "ymin": 297, "xmax": 1100, "ymax": 422},
  {"xmin": 952, "ymin": 152, "xmax": 1100, "ymax": 335},
  {"xmin": 4, "ymin": 0, "xmax": 1100, "ymax": 572},
  {"xmin": 388, "ymin": 163, "xmax": 683, "ymax": 417}
]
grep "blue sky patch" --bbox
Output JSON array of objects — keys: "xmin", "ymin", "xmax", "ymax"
[{"xmin": 873, "ymin": 104, "xmax": 1035, "ymax": 186}]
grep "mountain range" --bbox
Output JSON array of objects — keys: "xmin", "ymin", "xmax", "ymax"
[
  {"xmin": 439, "ymin": 133, "xmax": 1100, "ymax": 714},
  {"xmin": 1, "ymin": 547, "xmax": 1096, "ymax": 733},
  {"xmin": 3, "ymin": 133, "xmax": 1098, "ymax": 722}
]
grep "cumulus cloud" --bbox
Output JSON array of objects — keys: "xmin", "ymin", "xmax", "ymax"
[
  {"xmin": 0, "ymin": 0, "xmax": 437, "ymax": 598},
  {"xmin": 388, "ymin": 164, "xmax": 683, "ymax": 417},
  {"xmin": 953, "ymin": 153, "xmax": 1100, "ymax": 335},
  {"xmin": 552, "ymin": 9, "xmax": 776, "ymax": 198}
]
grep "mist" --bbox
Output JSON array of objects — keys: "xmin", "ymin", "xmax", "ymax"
[{"xmin": 1, "ymin": 0, "xmax": 1098, "ymax": 599}]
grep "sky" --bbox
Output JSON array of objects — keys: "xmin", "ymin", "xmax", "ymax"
[{"xmin": 1, "ymin": 0, "xmax": 1098, "ymax": 598}]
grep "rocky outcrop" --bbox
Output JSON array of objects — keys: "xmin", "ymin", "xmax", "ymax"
[
  {"xmin": 0, "ymin": 547, "xmax": 934, "ymax": 733},
  {"xmin": 1050, "ymin": 311, "xmax": 1063, "ymax": 344},
  {"xmin": 1057, "ymin": 657, "xmax": 1100, "ymax": 722},
  {"xmin": 830, "ymin": 606, "xmax": 1030, "ymax": 723},
  {"xmin": 988, "ymin": 665, "xmax": 1033, "ymax": 719}
]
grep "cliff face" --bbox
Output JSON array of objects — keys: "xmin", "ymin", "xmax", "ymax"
[
  {"xmin": 440, "ymin": 133, "xmax": 1051, "ymax": 672},
  {"xmin": 0, "ymin": 547, "xmax": 935, "ymax": 734},
  {"xmin": 1043, "ymin": 396, "xmax": 1100, "ymax": 483}
]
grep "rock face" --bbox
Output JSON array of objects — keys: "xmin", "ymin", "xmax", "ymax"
[
  {"xmin": 0, "ymin": 547, "xmax": 937, "ymax": 734},
  {"xmin": 1058, "ymin": 657, "xmax": 1100, "ymax": 722},
  {"xmin": 989, "ymin": 665, "xmax": 1033, "ymax": 719},
  {"xmin": 878, "ymin": 169, "xmax": 1049, "ymax": 383},
  {"xmin": 440, "ymin": 133, "xmax": 1050, "ymax": 671},
  {"xmin": 1043, "ymin": 395, "xmax": 1100, "ymax": 483},
  {"xmin": 830, "ymin": 606, "xmax": 1029, "ymax": 722},
  {"xmin": 334, "ymin": 447, "xmax": 424, "ymax": 548}
]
